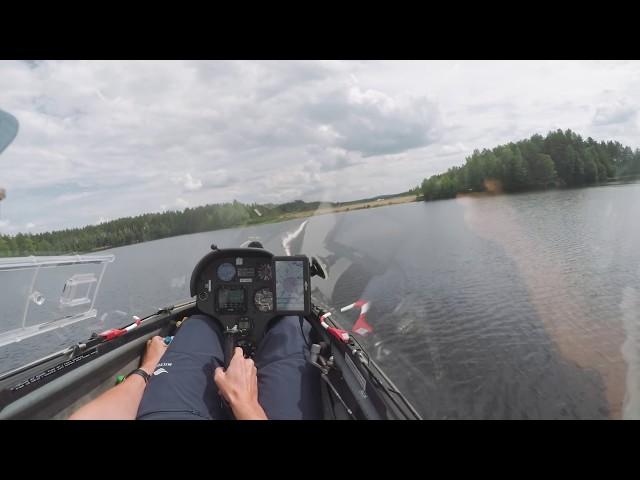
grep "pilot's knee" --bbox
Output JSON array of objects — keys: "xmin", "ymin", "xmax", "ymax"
[
  {"xmin": 177, "ymin": 314, "xmax": 221, "ymax": 336},
  {"xmin": 268, "ymin": 315, "xmax": 304, "ymax": 336}
]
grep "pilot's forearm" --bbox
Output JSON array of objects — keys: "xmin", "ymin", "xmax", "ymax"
[{"xmin": 68, "ymin": 365, "xmax": 152, "ymax": 420}]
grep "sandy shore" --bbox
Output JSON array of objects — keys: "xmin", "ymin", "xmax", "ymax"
[{"xmin": 278, "ymin": 195, "xmax": 418, "ymax": 221}]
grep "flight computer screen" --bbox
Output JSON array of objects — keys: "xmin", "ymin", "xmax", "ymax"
[
  {"xmin": 274, "ymin": 259, "xmax": 306, "ymax": 312},
  {"xmin": 217, "ymin": 287, "xmax": 246, "ymax": 313}
]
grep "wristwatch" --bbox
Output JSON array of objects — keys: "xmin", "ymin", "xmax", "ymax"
[{"xmin": 127, "ymin": 368, "xmax": 151, "ymax": 384}]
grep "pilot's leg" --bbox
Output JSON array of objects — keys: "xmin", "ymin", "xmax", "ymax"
[
  {"xmin": 136, "ymin": 314, "xmax": 230, "ymax": 420},
  {"xmin": 255, "ymin": 316, "xmax": 322, "ymax": 420}
]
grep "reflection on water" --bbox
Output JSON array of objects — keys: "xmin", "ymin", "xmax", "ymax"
[
  {"xmin": 307, "ymin": 184, "xmax": 640, "ymax": 419},
  {"xmin": 1, "ymin": 183, "xmax": 639, "ymax": 419},
  {"xmin": 457, "ymin": 192, "xmax": 628, "ymax": 417}
]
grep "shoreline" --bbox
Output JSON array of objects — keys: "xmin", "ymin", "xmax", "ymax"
[
  {"xmin": 272, "ymin": 194, "xmax": 418, "ymax": 222},
  {"xmin": 63, "ymin": 194, "xmax": 419, "ymax": 255}
]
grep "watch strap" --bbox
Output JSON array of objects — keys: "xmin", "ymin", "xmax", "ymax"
[{"xmin": 127, "ymin": 368, "xmax": 151, "ymax": 384}]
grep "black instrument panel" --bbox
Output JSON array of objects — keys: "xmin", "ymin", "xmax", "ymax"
[{"xmin": 190, "ymin": 247, "xmax": 310, "ymax": 346}]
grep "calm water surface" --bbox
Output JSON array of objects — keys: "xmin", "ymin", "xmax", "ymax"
[{"xmin": 2, "ymin": 183, "xmax": 639, "ymax": 419}]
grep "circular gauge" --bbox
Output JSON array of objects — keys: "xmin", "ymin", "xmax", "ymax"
[
  {"xmin": 217, "ymin": 262, "xmax": 236, "ymax": 282},
  {"xmin": 256, "ymin": 262, "xmax": 272, "ymax": 281},
  {"xmin": 254, "ymin": 288, "xmax": 273, "ymax": 312}
]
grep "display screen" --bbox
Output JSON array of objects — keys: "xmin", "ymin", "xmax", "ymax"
[
  {"xmin": 275, "ymin": 260, "xmax": 306, "ymax": 311},
  {"xmin": 217, "ymin": 287, "xmax": 246, "ymax": 313}
]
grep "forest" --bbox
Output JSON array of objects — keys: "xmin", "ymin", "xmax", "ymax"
[
  {"xmin": 0, "ymin": 200, "xmax": 325, "ymax": 257},
  {"xmin": 421, "ymin": 129, "xmax": 640, "ymax": 201}
]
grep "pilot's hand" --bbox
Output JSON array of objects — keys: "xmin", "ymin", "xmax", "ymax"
[
  {"xmin": 141, "ymin": 336, "xmax": 168, "ymax": 375},
  {"xmin": 214, "ymin": 347, "xmax": 268, "ymax": 420}
]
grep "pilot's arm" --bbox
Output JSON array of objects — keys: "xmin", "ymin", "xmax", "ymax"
[{"xmin": 68, "ymin": 336, "xmax": 167, "ymax": 420}]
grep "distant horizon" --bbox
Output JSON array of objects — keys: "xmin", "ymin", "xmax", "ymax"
[
  {"xmin": 1, "ymin": 188, "xmax": 416, "ymax": 237},
  {"xmin": 4, "ymin": 123, "xmax": 639, "ymax": 237},
  {"xmin": 3, "ymin": 124, "xmax": 640, "ymax": 237}
]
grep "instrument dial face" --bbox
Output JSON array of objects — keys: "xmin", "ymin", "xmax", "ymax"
[
  {"xmin": 217, "ymin": 262, "xmax": 236, "ymax": 282},
  {"xmin": 257, "ymin": 262, "xmax": 272, "ymax": 281},
  {"xmin": 254, "ymin": 288, "xmax": 273, "ymax": 312}
]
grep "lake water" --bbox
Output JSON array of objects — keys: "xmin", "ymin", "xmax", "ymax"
[{"xmin": 2, "ymin": 183, "xmax": 640, "ymax": 419}]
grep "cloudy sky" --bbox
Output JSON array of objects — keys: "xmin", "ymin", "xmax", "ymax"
[{"xmin": 1, "ymin": 60, "xmax": 639, "ymax": 234}]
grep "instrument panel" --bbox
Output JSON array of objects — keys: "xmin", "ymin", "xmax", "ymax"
[
  {"xmin": 199, "ymin": 255, "xmax": 276, "ymax": 314},
  {"xmin": 191, "ymin": 247, "xmax": 310, "ymax": 345}
]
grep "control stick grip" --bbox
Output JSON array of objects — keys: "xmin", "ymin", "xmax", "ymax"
[{"xmin": 224, "ymin": 332, "xmax": 236, "ymax": 368}]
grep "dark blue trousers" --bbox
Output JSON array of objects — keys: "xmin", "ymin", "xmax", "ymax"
[{"xmin": 136, "ymin": 314, "xmax": 321, "ymax": 420}]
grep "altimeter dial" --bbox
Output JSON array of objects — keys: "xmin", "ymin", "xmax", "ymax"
[{"xmin": 254, "ymin": 288, "xmax": 273, "ymax": 312}]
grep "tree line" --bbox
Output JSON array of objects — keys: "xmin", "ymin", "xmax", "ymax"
[
  {"xmin": 0, "ymin": 199, "xmax": 327, "ymax": 257},
  {"xmin": 421, "ymin": 129, "xmax": 640, "ymax": 201}
]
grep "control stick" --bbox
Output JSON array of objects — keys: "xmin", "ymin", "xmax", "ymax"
[{"xmin": 223, "ymin": 325, "xmax": 239, "ymax": 368}]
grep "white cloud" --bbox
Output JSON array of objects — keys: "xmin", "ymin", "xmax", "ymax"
[
  {"xmin": 53, "ymin": 191, "xmax": 93, "ymax": 205},
  {"xmin": 1, "ymin": 60, "xmax": 640, "ymax": 233},
  {"xmin": 304, "ymin": 83, "xmax": 442, "ymax": 157},
  {"xmin": 176, "ymin": 173, "xmax": 202, "ymax": 192},
  {"xmin": 175, "ymin": 197, "xmax": 189, "ymax": 209},
  {"xmin": 0, "ymin": 218, "xmax": 19, "ymax": 234},
  {"xmin": 440, "ymin": 142, "xmax": 468, "ymax": 157},
  {"xmin": 593, "ymin": 100, "xmax": 637, "ymax": 126},
  {"xmin": 184, "ymin": 174, "xmax": 202, "ymax": 191}
]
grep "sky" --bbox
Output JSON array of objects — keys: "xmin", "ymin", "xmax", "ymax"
[{"xmin": 1, "ymin": 60, "xmax": 639, "ymax": 234}]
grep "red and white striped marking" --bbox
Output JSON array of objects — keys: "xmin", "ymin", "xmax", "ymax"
[
  {"xmin": 99, "ymin": 316, "xmax": 142, "ymax": 341},
  {"xmin": 123, "ymin": 317, "xmax": 142, "ymax": 332},
  {"xmin": 318, "ymin": 311, "xmax": 350, "ymax": 343},
  {"xmin": 341, "ymin": 300, "xmax": 373, "ymax": 336}
]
